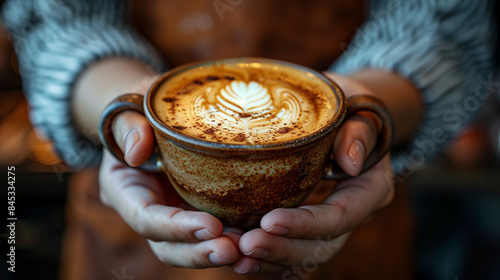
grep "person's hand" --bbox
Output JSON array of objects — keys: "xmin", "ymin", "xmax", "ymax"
[
  {"xmin": 231, "ymin": 73, "xmax": 396, "ymax": 274},
  {"xmin": 98, "ymin": 92, "xmax": 240, "ymax": 268}
]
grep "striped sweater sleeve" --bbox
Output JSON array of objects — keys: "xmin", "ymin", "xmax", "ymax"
[
  {"xmin": 1, "ymin": 0, "xmax": 164, "ymax": 169},
  {"xmin": 330, "ymin": 0, "xmax": 497, "ymax": 176}
]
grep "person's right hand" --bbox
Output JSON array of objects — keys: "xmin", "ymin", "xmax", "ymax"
[{"xmin": 98, "ymin": 109, "xmax": 241, "ymax": 268}]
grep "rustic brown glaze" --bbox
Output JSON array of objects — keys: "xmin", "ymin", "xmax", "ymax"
[{"xmin": 156, "ymin": 130, "xmax": 335, "ymax": 227}]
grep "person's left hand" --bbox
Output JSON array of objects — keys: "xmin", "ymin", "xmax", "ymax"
[{"xmin": 230, "ymin": 73, "xmax": 396, "ymax": 274}]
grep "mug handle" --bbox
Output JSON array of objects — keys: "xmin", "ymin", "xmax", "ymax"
[
  {"xmin": 323, "ymin": 95, "xmax": 394, "ymax": 180},
  {"xmin": 98, "ymin": 93, "xmax": 162, "ymax": 171}
]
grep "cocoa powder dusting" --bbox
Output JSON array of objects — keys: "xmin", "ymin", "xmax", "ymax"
[
  {"xmin": 172, "ymin": 126, "xmax": 187, "ymax": 130},
  {"xmin": 238, "ymin": 112, "xmax": 252, "ymax": 118},
  {"xmin": 162, "ymin": 97, "xmax": 176, "ymax": 102},
  {"xmin": 203, "ymin": 128, "xmax": 216, "ymax": 135},
  {"xmin": 206, "ymin": 76, "xmax": 220, "ymax": 81},
  {"xmin": 233, "ymin": 133, "xmax": 246, "ymax": 142},
  {"xmin": 276, "ymin": 127, "xmax": 291, "ymax": 134},
  {"xmin": 177, "ymin": 84, "xmax": 197, "ymax": 95}
]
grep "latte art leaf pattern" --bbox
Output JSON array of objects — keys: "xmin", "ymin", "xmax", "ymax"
[
  {"xmin": 219, "ymin": 81, "xmax": 272, "ymax": 114},
  {"xmin": 194, "ymin": 80, "xmax": 303, "ymax": 131}
]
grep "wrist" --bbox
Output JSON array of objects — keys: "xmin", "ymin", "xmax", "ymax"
[
  {"xmin": 344, "ymin": 69, "xmax": 422, "ymax": 145},
  {"xmin": 72, "ymin": 57, "xmax": 158, "ymax": 142}
]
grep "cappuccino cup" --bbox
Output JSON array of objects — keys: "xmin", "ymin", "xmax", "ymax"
[{"xmin": 99, "ymin": 57, "xmax": 393, "ymax": 228}]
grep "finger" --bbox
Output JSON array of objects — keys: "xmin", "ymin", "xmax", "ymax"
[
  {"xmin": 148, "ymin": 236, "xmax": 240, "ymax": 268},
  {"xmin": 261, "ymin": 155, "xmax": 393, "ymax": 239},
  {"xmin": 232, "ymin": 255, "xmax": 288, "ymax": 274},
  {"xmin": 300, "ymin": 180, "xmax": 337, "ymax": 206},
  {"xmin": 111, "ymin": 111, "xmax": 155, "ymax": 167},
  {"xmin": 333, "ymin": 111, "xmax": 382, "ymax": 176},
  {"xmin": 237, "ymin": 229, "xmax": 349, "ymax": 268},
  {"xmin": 227, "ymin": 229, "xmax": 286, "ymax": 274},
  {"xmin": 223, "ymin": 227, "xmax": 244, "ymax": 245},
  {"xmin": 100, "ymin": 151, "xmax": 224, "ymax": 242}
]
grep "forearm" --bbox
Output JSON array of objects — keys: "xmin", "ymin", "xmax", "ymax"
[
  {"xmin": 330, "ymin": 0, "xmax": 495, "ymax": 174},
  {"xmin": 348, "ymin": 69, "xmax": 423, "ymax": 146},
  {"xmin": 72, "ymin": 57, "xmax": 158, "ymax": 142},
  {"xmin": 2, "ymin": 0, "xmax": 164, "ymax": 168}
]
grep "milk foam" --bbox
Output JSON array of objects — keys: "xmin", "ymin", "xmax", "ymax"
[{"xmin": 154, "ymin": 63, "xmax": 337, "ymax": 145}]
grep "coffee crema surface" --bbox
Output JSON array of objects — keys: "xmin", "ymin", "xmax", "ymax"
[{"xmin": 153, "ymin": 62, "xmax": 338, "ymax": 145}]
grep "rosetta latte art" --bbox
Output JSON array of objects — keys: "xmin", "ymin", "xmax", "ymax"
[{"xmin": 194, "ymin": 80, "xmax": 303, "ymax": 133}]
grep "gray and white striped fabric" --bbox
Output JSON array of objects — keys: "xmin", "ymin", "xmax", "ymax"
[
  {"xmin": 1, "ymin": 0, "xmax": 164, "ymax": 168},
  {"xmin": 331, "ymin": 0, "xmax": 497, "ymax": 176},
  {"xmin": 1, "ymin": 0, "xmax": 497, "ymax": 175}
]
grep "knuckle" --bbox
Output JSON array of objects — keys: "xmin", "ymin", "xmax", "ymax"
[
  {"xmin": 170, "ymin": 227, "xmax": 187, "ymax": 242},
  {"xmin": 297, "ymin": 207, "xmax": 316, "ymax": 232},
  {"xmin": 166, "ymin": 209, "xmax": 191, "ymax": 241},
  {"xmin": 325, "ymin": 201, "xmax": 350, "ymax": 235},
  {"xmin": 356, "ymin": 111, "xmax": 382, "ymax": 133},
  {"xmin": 134, "ymin": 217, "xmax": 153, "ymax": 239},
  {"xmin": 349, "ymin": 113, "xmax": 379, "ymax": 144},
  {"xmin": 191, "ymin": 252, "xmax": 212, "ymax": 268},
  {"xmin": 272, "ymin": 249, "xmax": 295, "ymax": 265},
  {"xmin": 133, "ymin": 206, "xmax": 158, "ymax": 240},
  {"xmin": 299, "ymin": 204, "xmax": 348, "ymax": 238}
]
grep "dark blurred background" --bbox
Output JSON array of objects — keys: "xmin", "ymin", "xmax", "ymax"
[{"xmin": 1, "ymin": 1, "xmax": 500, "ymax": 280}]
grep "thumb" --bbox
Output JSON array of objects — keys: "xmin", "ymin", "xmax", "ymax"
[
  {"xmin": 334, "ymin": 111, "xmax": 382, "ymax": 176},
  {"xmin": 111, "ymin": 111, "xmax": 155, "ymax": 167}
]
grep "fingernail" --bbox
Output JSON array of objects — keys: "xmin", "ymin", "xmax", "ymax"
[
  {"xmin": 266, "ymin": 225, "xmax": 288, "ymax": 235},
  {"xmin": 347, "ymin": 140, "xmax": 365, "ymax": 174},
  {"xmin": 244, "ymin": 247, "xmax": 269, "ymax": 258},
  {"xmin": 209, "ymin": 252, "xmax": 233, "ymax": 265},
  {"xmin": 241, "ymin": 263, "xmax": 260, "ymax": 274},
  {"xmin": 194, "ymin": 229, "xmax": 217, "ymax": 240},
  {"xmin": 124, "ymin": 129, "xmax": 139, "ymax": 161}
]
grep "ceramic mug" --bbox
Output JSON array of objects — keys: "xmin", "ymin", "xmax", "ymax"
[{"xmin": 99, "ymin": 58, "xmax": 394, "ymax": 228}]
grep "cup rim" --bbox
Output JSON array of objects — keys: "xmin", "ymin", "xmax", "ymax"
[{"xmin": 144, "ymin": 57, "xmax": 346, "ymax": 155}]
